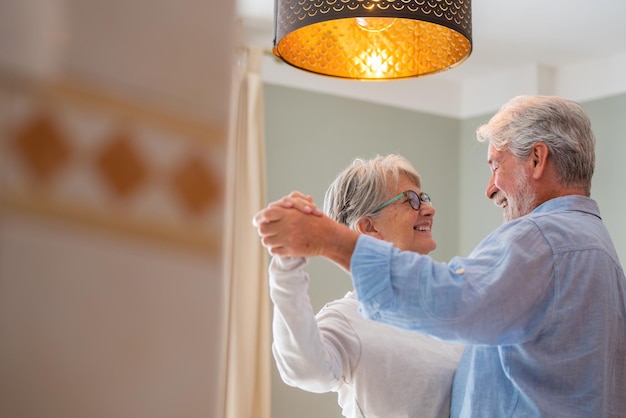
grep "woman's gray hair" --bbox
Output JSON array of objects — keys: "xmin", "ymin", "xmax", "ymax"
[
  {"xmin": 323, "ymin": 154, "xmax": 421, "ymax": 231},
  {"xmin": 476, "ymin": 95, "xmax": 595, "ymax": 195}
]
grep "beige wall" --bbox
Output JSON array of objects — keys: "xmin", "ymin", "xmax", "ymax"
[
  {"xmin": 0, "ymin": 1, "xmax": 234, "ymax": 417},
  {"xmin": 0, "ymin": 211, "xmax": 223, "ymax": 418}
]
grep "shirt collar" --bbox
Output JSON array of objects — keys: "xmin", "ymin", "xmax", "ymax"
[{"xmin": 532, "ymin": 195, "xmax": 601, "ymax": 220}]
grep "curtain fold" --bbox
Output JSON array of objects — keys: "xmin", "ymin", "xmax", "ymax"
[{"xmin": 220, "ymin": 45, "xmax": 270, "ymax": 418}]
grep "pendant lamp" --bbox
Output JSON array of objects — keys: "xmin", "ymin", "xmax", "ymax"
[{"xmin": 273, "ymin": 0, "xmax": 472, "ymax": 80}]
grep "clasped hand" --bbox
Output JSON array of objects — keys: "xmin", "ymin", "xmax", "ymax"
[{"xmin": 252, "ymin": 191, "xmax": 326, "ymax": 257}]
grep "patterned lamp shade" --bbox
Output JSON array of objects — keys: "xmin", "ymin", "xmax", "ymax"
[{"xmin": 273, "ymin": 0, "xmax": 472, "ymax": 80}]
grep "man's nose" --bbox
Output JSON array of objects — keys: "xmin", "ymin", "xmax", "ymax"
[{"xmin": 485, "ymin": 175, "xmax": 498, "ymax": 200}]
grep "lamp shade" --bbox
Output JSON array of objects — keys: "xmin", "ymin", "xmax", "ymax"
[{"xmin": 273, "ymin": 0, "xmax": 472, "ymax": 80}]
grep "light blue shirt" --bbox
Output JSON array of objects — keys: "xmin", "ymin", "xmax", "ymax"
[{"xmin": 351, "ymin": 196, "xmax": 626, "ymax": 417}]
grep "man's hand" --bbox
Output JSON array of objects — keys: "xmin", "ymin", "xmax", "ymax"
[
  {"xmin": 267, "ymin": 191, "xmax": 324, "ymax": 216},
  {"xmin": 253, "ymin": 205, "xmax": 329, "ymax": 257},
  {"xmin": 252, "ymin": 192, "xmax": 358, "ymax": 271}
]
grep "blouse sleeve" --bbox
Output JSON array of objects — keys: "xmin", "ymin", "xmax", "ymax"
[{"xmin": 269, "ymin": 256, "xmax": 360, "ymax": 393}]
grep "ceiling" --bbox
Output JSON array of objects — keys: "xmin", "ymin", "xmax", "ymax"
[{"xmin": 237, "ymin": 0, "xmax": 626, "ymax": 118}]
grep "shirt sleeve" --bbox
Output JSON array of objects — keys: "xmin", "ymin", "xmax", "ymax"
[
  {"xmin": 269, "ymin": 257, "xmax": 360, "ymax": 393},
  {"xmin": 350, "ymin": 219, "xmax": 556, "ymax": 345}
]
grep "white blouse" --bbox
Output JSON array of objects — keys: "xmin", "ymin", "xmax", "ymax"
[{"xmin": 270, "ymin": 256, "xmax": 464, "ymax": 418}]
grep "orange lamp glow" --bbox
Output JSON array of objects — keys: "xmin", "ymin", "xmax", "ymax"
[{"xmin": 273, "ymin": 0, "xmax": 472, "ymax": 80}]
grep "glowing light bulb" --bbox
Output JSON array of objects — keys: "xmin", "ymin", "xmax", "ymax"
[{"xmin": 358, "ymin": 49, "xmax": 391, "ymax": 78}]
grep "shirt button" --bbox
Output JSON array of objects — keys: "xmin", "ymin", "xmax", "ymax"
[{"xmin": 455, "ymin": 268, "xmax": 465, "ymax": 274}]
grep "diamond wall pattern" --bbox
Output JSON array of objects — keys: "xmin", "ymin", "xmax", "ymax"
[
  {"xmin": 14, "ymin": 114, "xmax": 72, "ymax": 183},
  {"xmin": 0, "ymin": 79, "xmax": 226, "ymax": 253},
  {"xmin": 96, "ymin": 132, "xmax": 149, "ymax": 198}
]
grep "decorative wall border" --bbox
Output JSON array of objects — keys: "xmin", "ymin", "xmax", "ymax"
[{"xmin": 0, "ymin": 72, "xmax": 226, "ymax": 254}]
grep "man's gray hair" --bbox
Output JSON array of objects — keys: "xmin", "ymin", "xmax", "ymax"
[
  {"xmin": 476, "ymin": 95, "xmax": 595, "ymax": 195},
  {"xmin": 324, "ymin": 154, "xmax": 421, "ymax": 231}
]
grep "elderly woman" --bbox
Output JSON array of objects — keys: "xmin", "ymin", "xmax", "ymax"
[{"xmin": 260, "ymin": 154, "xmax": 463, "ymax": 418}]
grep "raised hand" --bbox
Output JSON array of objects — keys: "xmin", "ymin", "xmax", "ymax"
[
  {"xmin": 252, "ymin": 193, "xmax": 358, "ymax": 271},
  {"xmin": 268, "ymin": 191, "xmax": 324, "ymax": 216}
]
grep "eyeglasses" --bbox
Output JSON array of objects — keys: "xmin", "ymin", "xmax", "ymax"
[{"xmin": 374, "ymin": 190, "xmax": 432, "ymax": 213}]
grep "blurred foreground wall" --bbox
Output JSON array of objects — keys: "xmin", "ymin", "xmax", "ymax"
[{"xmin": 0, "ymin": 1, "xmax": 234, "ymax": 417}]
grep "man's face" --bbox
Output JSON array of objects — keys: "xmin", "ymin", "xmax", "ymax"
[{"xmin": 485, "ymin": 144, "xmax": 538, "ymax": 222}]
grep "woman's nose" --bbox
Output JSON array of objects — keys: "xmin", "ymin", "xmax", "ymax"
[{"xmin": 420, "ymin": 202, "xmax": 435, "ymax": 216}]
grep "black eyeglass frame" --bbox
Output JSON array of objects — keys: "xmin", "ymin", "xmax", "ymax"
[{"xmin": 373, "ymin": 190, "xmax": 432, "ymax": 213}]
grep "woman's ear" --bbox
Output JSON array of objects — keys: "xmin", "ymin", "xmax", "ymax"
[{"xmin": 356, "ymin": 217, "xmax": 379, "ymax": 236}]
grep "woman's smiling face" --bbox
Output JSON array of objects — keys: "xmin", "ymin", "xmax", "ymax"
[{"xmin": 366, "ymin": 174, "xmax": 436, "ymax": 255}]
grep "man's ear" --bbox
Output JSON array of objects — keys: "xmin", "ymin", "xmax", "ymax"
[
  {"xmin": 531, "ymin": 142, "xmax": 550, "ymax": 179},
  {"xmin": 356, "ymin": 217, "xmax": 378, "ymax": 236}
]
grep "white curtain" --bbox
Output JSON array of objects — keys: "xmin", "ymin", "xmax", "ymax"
[{"xmin": 220, "ymin": 45, "xmax": 270, "ymax": 418}]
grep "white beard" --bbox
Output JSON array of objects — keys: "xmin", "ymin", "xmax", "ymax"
[{"xmin": 503, "ymin": 167, "xmax": 538, "ymax": 222}]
